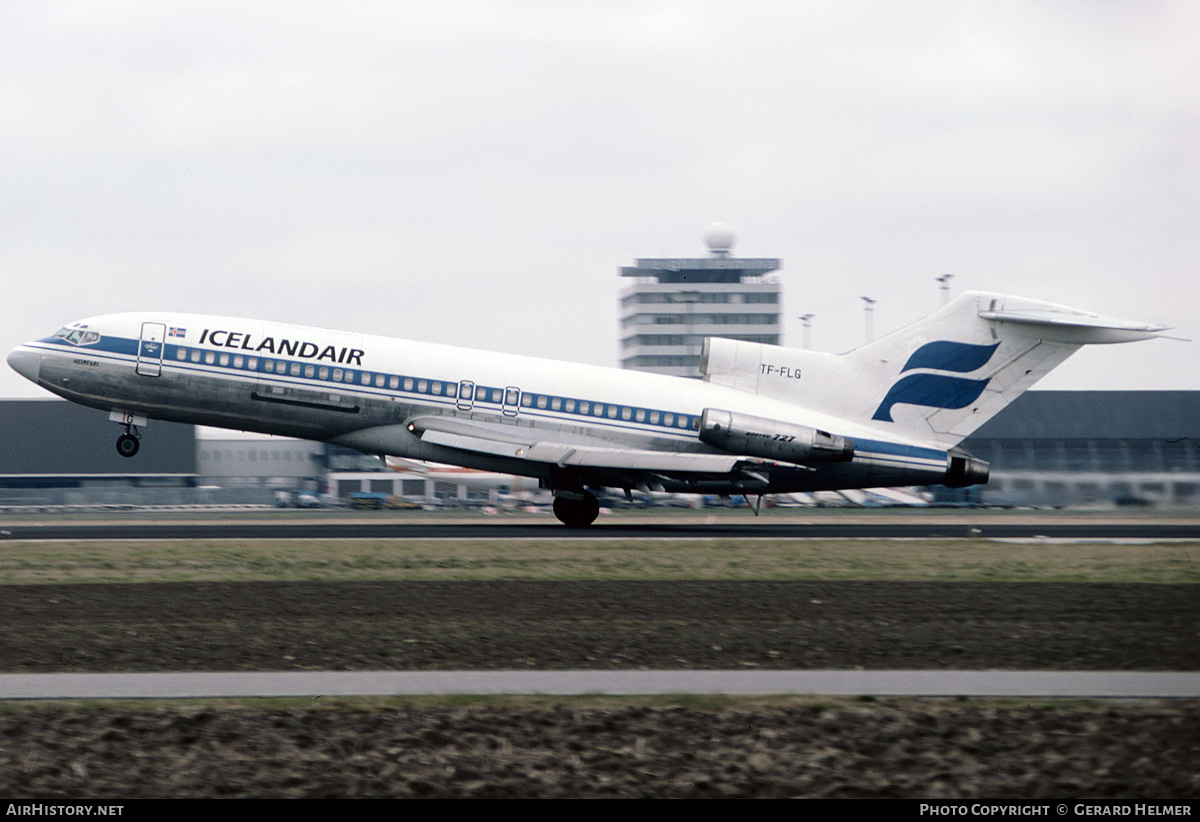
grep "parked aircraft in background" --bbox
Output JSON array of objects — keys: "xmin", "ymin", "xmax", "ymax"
[
  {"xmin": 8, "ymin": 292, "xmax": 1164, "ymax": 525},
  {"xmin": 384, "ymin": 456, "xmax": 538, "ymax": 494},
  {"xmin": 776, "ymin": 488, "xmax": 933, "ymax": 508}
]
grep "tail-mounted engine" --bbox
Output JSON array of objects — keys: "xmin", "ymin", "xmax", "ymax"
[
  {"xmin": 943, "ymin": 450, "xmax": 991, "ymax": 488},
  {"xmin": 699, "ymin": 408, "xmax": 854, "ymax": 464}
]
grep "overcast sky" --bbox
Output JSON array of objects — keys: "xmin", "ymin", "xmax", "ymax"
[{"xmin": 2, "ymin": 0, "xmax": 1197, "ymax": 401}]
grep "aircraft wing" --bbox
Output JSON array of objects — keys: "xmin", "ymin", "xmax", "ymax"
[{"xmin": 407, "ymin": 415, "xmax": 755, "ymax": 474}]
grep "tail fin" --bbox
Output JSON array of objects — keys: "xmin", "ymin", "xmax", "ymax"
[{"xmin": 702, "ymin": 291, "xmax": 1166, "ymax": 447}]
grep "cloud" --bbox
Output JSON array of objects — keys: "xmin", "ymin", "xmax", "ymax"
[{"xmin": 0, "ymin": 1, "xmax": 1196, "ymax": 400}]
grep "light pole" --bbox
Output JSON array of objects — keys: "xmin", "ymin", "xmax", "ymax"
[
  {"xmin": 860, "ymin": 297, "xmax": 877, "ymax": 342},
  {"xmin": 798, "ymin": 314, "xmax": 814, "ymax": 349},
  {"xmin": 936, "ymin": 273, "xmax": 954, "ymax": 304}
]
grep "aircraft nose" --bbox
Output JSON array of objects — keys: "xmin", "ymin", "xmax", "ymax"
[{"xmin": 7, "ymin": 346, "xmax": 41, "ymax": 385}]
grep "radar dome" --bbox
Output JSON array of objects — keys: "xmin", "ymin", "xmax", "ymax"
[{"xmin": 704, "ymin": 222, "xmax": 736, "ymax": 255}]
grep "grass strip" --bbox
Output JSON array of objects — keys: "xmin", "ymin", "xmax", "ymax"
[{"xmin": 0, "ymin": 537, "xmax": 1196, "ymax": 584}]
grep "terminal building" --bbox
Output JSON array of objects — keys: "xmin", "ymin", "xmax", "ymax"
[{"xmin": 619, "ymin": 224, "xmax": 783, "ymax": 378}]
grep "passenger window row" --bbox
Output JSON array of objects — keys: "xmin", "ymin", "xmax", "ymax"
[{"xmin": 169, "ymin": 345, "xmax": 698, "ymax": 432}]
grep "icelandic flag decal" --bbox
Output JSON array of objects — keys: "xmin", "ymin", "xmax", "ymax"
[{"xmin": 168, "ymin": 327, "xmax": 187, "ymax": 339}]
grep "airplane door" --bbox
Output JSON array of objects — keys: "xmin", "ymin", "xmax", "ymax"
[
  {"xmin": 457, "ymin": 380, "xmax": 475, "ymax": 411},
  {"xmin": 136, "ymin": 322, "xmax": 167, "ymax": 377},
  {"xmin": 503, "ymin": 386, "xmax": 521, "ymax": 417}
]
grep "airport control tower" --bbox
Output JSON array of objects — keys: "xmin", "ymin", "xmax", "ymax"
[{"xmin": 619, "ymin": 224, "xmax": 782, "ymax": 378}]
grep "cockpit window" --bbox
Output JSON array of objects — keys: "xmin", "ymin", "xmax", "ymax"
[{"xmin": 53, "ymin": 326, "xmax": 101, "ymax": 346}]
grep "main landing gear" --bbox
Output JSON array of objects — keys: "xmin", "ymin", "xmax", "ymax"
[
  {"xmin": 116, "ymin": 424, "xmax": 140, "ymax": 458},
  {"xmin": 552, "ymin": 490, "xmax": 600, "ymax": 527}
]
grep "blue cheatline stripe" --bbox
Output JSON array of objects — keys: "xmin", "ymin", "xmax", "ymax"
[
  {"xmin": 855, "ymin": 438, "xmax": 946, "ymax": 463},
  {"xmin": 36, "ymin": 335, "xmax": 949, "ymax": 468},
  {"xmin": 852, "ymin": 438, "xmax": 946, "ymax": 471},
  {"xmin": 33, "ymin": 336, "xmax": 700, "ymax": 439}
]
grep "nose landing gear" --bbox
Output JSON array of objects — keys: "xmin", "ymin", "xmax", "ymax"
[
  {"xmin": 109, "ymin": 410, "xmax": 146, "ymax": 458},
  {"xmin": 116, "ymin": 425, "xmax": 140, "ymax": 458}
]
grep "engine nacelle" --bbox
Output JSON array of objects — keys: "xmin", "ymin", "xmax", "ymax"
[
  {"xmin": 699, "ymin": 408, "xmax": 854, "ymax": 464},
  {"xmin": 943, "ymin": 452, "xmax": 991, "ymax": 488}
]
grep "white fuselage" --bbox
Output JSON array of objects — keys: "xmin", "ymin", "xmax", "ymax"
[{"xmin": 8, "ymin": 311, "xmax": 959, "ymax": 494}]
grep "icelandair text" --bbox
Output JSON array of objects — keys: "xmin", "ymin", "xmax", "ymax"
[{"xmin": 198, "ymin": 329, "xmax": 364, "ymax": 366}]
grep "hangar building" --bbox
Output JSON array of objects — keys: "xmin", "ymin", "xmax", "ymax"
[
  {"xmin": 0, "ymin": 391, "xmax": 1195, "ymax": 510},
  {"xmin": 0, "ymin": 399, "xmax": 195, "ymax": 506},
  {"xmin": 958, "ymin": 390, "xmax": 1199, "ymax": 508}
]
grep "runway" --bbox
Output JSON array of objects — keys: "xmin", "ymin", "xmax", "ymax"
[
  {"xmin": 4, "ymin": 517, "xmax": 1200, "ymax": 541},
  {"xmin": 2, "ymin": 514, "xmax": 1194, "ymax": 704},
  {"xmin": 3, "ymin": 669, "xmax": 1198, "ymax": 700}
]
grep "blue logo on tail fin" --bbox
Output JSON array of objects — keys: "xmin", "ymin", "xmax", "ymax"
[
  {"xmin": 871, "ymin": 374, "xmax": 991, "ymax": 422},
  {"xmin": 900, "ymin": 341, "xmax": 999, "ymax": 373},
  {"xmin": 871, "ymin": 340, "xmax": 999, "ymax": 422}
]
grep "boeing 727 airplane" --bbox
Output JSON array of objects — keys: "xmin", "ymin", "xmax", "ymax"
[{"xmin": 7, "ymin": 291, "xmax": 1165, "ymax": 525}]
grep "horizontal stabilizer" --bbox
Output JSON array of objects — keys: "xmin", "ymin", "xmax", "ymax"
[{"xmin": 978, "ymin": 306, "xmax": 1167, "ymax": 344}]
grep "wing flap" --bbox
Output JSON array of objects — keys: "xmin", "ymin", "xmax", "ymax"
[
  {"xmin": 524, "ymin": 442, "xmax": 745, "ymax": 472},
  {"xmin": 411, "ymin": 415, "xmax": 749, "ymax": 473}
]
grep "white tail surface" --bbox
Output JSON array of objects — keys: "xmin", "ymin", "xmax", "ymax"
[{"xmin": 702, "ymin": 291, "xmax": 1165, "ymax": 448}]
